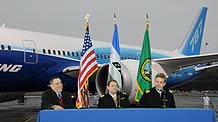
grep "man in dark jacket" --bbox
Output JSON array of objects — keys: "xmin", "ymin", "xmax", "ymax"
[
  {"xmin": 41, "ymin": 76, "xmax": 74, "ymax": 110},
  {"xmin": 138, "ymin": 73, "xmax": 176, "ymax": 108},
  {"xmin": 98, "ymin": 80, "xmax": 130, "ymax": 108}
]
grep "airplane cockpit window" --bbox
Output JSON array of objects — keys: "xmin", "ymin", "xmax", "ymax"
[
  {"xmin": 62, "ymin": 51, "xmax": 65, "ymax": 56},
  {"xmin": 58, "ymin": 50, "xmax": 61, "ymax": 55},
  {"xmin": 43, "ymin": 49, "xmax": 46, "ymax": 54},
  {"xmin": 53, "ymin": 50, "xmax": 56, "ymax": 55},
  {"xmin": 1, "ymin": 45, "xmax": 4, "ymax": 50},
  {"xmin": 48, "ymin": 49, "xmax": 51, "ymax": 54},
  {"xmin": 8, "ymin": 45, "xmax": 11, "ymax": 50}
]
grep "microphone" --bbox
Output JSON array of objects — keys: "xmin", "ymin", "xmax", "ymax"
[{"xmin": 161, "ymin": 89, "xmax": 167, "ymax": 108}]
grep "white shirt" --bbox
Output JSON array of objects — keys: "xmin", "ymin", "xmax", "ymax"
[
  {"xmin": 109, "ymin": 93, "xmax": 117, "ymax": 98},
  {"xmin": 156, "ymin": 89, "xmax": 163, "ymax": 97},
  {"xmin": 56, "ymin": 92, "xmax": 62, "ymax": 98},
  {"xmin": 203, "ymin": 96, "xmax": 209, "ymax": 105}
]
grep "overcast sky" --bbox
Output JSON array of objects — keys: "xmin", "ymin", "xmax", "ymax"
[{"xmin": 0, "ymin": 0, "xmax": 217, "ymax": 54}]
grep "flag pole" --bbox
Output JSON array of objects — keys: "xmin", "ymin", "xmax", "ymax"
[
  {"xmin": 84, "ymin": 12, "xmax": 90, "ymax": 108},
  {"xmin": 135, "ymin": 13, "xmax": 152, "ymax": 102},
  {"xmin": 85, "ymin": 13, "xmax": 90, "ymax": 29},
  {"xmin": 85, "ymin": 13, "xmax": 90, "ymax": 22},
  {"xmin": 114, "ymin": 13, "xmax": 117, "ymax": 25},
  {"xmin": 146, "ymin": 14, "xmax": 149, "ymax": 29}
]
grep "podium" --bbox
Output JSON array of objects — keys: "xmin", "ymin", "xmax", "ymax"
[{"xmin": 37, "ymin": 108, "xmax": 216, "ymax": 122}]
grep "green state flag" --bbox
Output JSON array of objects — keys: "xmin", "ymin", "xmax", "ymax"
[{"xmin": 135, "ymin": 15, "xmax": 152, "ymax": 102}]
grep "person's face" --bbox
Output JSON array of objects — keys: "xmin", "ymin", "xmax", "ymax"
[
  {"xmin": 50, "ymin": 78, "xmax": 63, "ymax": 93},
  {"xmin": 107, "ymin": 81, "xmax": 118, "ymax": 95},
  {"xmin": 154, "ymin": 77, "xmax": 166, "ymax": 90}
]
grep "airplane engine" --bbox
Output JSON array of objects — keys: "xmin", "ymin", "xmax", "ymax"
[
  {"xmin": 95, "ymin": 60, "xmax": 167, "ymax": 104},
  {"xmin": 0, "ymin": 92, "xmax": 25, "ymax": 102}
]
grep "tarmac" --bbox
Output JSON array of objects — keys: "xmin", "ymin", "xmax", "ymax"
[{"xmin": 0, "ymin": 92, "xmax": 217, "ymax": 122}]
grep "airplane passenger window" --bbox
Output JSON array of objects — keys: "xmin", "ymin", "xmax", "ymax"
[
  {"xmin": 67, "ymin": 51, "xmax": 70, "ymax": 56},
  {"xmin": 62, "ymin": 51, "xmax": 65, "ymax": 56},
  {"xmin": 48, "ymin": 49, "xmax": 51, "ymax": 54},
  {"xmin": 43, "ymin": 49, "xmax": 46, "ymax": 54},
  {"xmin": 72, "ymin": 52, "xmax": 74, "ymax": 56},
  {"xmin": 1, "ymin": 45, "xmax": 4, "ymax": 50},
  {"xmin": 58, "ymin": 50, "xmax": 61, "ymax": 55},
  {"xmin": 33, "ymin": 49, "xmax": 36, "ymax": 53},
  {"xmin": 96, "ymin": 54, "xmax": 99, "ymax": 58},
  {"xmin": 8, "ymin": 45, "xmax": 11, "ymax": 50},
  {"xmin": 76, "ymin": 52, "xmax": 79, "ymax": 57},
  {"xmin": 53, "ymin": 50, "xmax": 56, "ymax": 55}
]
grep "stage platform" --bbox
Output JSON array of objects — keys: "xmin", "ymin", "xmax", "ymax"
[{"xmin": 37, "ymin": 108, "xmax": 216, "ymax": 122}]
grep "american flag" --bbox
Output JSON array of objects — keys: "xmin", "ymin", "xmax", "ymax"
[{"xmin": 76, "ymin": 23, "xmax": 98, "ymax": 108}]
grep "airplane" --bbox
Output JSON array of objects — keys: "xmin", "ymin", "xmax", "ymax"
[{"xmin": 0, "ymin": 6, "xmax": 217, "ymax": 104}]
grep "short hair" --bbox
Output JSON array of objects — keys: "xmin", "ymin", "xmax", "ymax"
[
  {"xmin": 49, "ymin": 76, "xmax": 61, "ymax": 84},
  {"xmin": 107, "ymin": 80, "xmax": 118, "ymax": 86},
  {"xmin": 155, "ymin": 73, "xmax": 167, "ymax": 82}
]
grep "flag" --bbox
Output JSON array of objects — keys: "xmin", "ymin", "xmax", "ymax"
[
  {"xmin": 107, "ymin": 15, "xmax": 122, "ymax": 91},
  {"xmin": 76, "ymin": 22, "xmax": 98, "ymax": 108},
  {"xmin": 135, "ymin": 14, "xmax": 152, "ymax": 102}
]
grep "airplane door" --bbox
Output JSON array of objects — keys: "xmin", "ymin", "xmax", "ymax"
[{"xmin": 22, "ymin": 39, "xmax": 38, "ymax": 64}]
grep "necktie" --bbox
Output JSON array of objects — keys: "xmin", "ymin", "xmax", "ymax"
[
  {"xmin": 112, "ymin": 96, "xmax": 117, "ymax": 107},
  {"xmin": 58, "ymin": 93, "xmax": 65, "ymax": 108}
]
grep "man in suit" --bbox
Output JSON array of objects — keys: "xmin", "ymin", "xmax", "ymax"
[
  {"xmin": 138, "ymin": 73, "xmax": 176, "ymax": 108},
  {"xmin": 98, "ymin": 80, "xmax": 130, "ymax": 108},
  {"xmin": 41, "ymin": 76, "xmax": 74, "ymax": 110}
]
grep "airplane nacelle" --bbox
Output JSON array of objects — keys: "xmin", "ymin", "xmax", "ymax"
[{"xmin": 95, "ymin": 60, "xmax": 167, "ymax": 104}]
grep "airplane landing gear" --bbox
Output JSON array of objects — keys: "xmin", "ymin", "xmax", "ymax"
[{"xmin": 17, "ymin": 96, "xmax": 27, "ymax": 104}]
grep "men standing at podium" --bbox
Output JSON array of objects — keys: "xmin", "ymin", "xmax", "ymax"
[
  {"xmin": 98, "ymin": 80, "xmax": 130, "ymax": 108},
  {"xmin": 138, "ymin": 73, "xmax": 176, "ymax": 108},
  {"xmin": 41, "ymin": 76, "xmax": 74, "ymax": 110}
]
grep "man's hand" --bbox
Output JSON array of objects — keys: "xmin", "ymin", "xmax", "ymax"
[{"xmin": 52, "ymin": 105, "xmax": 64, "ymax": 110}]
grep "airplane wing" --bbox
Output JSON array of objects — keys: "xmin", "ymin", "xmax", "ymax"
[{"xmin": 154, "ymin": 53, "xmax": 218, "ymax": 68}]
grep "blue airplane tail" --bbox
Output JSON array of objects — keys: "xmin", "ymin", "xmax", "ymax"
[{"xmin": 178, "ymin": 7, "xmax": 208, "ymax": 56}]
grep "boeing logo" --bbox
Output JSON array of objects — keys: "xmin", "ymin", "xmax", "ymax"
[
  {"xmin": 190, "ymin": 19, "xmax": 203, "ymax": 52},
  {"xmin": 0, "ymin": 64, "xmax": 23, "ymax": 72}
]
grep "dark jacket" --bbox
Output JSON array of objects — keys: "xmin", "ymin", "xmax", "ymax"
[
  {"xmin": 98, "ymin": 92, "xmax": 130, "ymax": 108},
  {"xmin": 138, "ymin": 87, "xmax": 176, "ymax": 108},
  {"xmin": 41, "ymin": 89, "xmax": 74, "ymax": 109}
]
